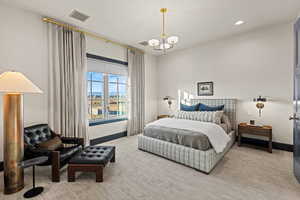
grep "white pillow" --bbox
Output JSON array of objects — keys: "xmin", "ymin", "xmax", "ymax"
[
  {"xmin": 174, "ymin": 111, "xmax": 224, "ymax": 124},
  {"xmin": 221, "ymin": 114, "xmax": 232, "ymax": 131}
]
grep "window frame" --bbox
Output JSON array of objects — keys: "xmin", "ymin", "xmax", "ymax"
[{"xmin": 87, "ymin": 54, "xmax": 128, "ymax": 126}]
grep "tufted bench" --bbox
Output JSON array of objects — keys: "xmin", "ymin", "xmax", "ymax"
[{"xmin": 67, "ymin": 146, "xmax": 115, "ymax": 182}]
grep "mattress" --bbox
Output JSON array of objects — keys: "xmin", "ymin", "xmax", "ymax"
[{"xmin": 144, "ymin": 125, "xmax": 212, "ymax": 151}]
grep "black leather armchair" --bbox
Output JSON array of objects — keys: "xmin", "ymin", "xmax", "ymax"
[{"xmin": 24, "ymin": 124, "xmax": 84, "ymax": 182}]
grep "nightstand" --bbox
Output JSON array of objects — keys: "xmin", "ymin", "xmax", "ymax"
[
  {"xmin": 238, "ymin": 123, "xmax": 272, "ymax": 153},
  {"xmin": 157, "ymin": 115, "xmax": 170, "ymax": 120}
]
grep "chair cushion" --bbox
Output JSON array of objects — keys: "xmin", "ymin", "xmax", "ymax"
[
  {"xmin": 69, "ymin": 146, "xmax": 115, "ymax": 165},
  {"xmin": 24, "ymin": 124, "xmax": 54, "ymax": 147},
  {"xmin": 37, "ymin": 136, "xmax": 62, "ymax": 151}
]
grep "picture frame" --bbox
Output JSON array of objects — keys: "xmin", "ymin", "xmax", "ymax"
[{"xmin": 197, "ymin": 82, "xmax": 214, "ymax": 96}]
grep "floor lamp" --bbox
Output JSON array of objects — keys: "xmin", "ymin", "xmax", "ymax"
[{"xmin": 0, "ymin": 71, "xmax": 42, "ymax": 194}]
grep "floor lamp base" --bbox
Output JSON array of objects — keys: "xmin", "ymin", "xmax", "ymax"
[
  {"xmin": 23, "ymin": 187, "xmax": 44, "ymax": 198},
  {"xmin": 3, "ymin": 94, "xmax": 24, "ymax": 194},
  {"xmin": 4, "ymin": 184, "xmax": 25, "ymax": 195}
]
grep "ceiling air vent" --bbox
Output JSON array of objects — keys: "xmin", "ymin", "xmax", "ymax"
[
  {"xmin": 69, "ymin": 10, "xmax": 90, "ymax": 22},
  {"xmin": 139, "ymin": 41, "xmax": 149, "ymax": 46}
]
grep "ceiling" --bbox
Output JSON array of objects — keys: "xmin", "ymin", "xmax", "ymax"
[{"xmin": 2, "ymin": 0, "xmax": 300, "ymax": 54}]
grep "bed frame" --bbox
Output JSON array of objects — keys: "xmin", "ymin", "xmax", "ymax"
[{"xmin": 138, "ymin": 98, "xmax": 237, "ymax": 174}]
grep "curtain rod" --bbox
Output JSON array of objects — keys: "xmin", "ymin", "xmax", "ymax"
[{"xmin": 42, "ymin": 17, "xmax": 144, "ymax": 54}]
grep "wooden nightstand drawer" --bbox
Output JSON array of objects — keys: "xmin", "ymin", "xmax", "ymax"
[
  {"xmin": 238, "ymin": 123, "xmax": 272, "ymax": 153},
  {"xmin": 157, "ymin": 115, "xmax": 170, "ymax": 120},
  {"xmin": 238, "ymin": 125, "xmax": 272, "ymax": 136}
]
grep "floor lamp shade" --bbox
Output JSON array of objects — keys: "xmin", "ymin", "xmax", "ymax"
[
  {"xmin": 0, "ymin": 71, "xmax": 42, "ymax": 194},
  {"xmin": 0, "ymin": 71, "xmax": 42, "ymax": 93}
]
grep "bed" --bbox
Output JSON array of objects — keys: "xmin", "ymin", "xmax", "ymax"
[{"xmin": 138, "ymin": 98, "xmax": 237, "ymax": 174}]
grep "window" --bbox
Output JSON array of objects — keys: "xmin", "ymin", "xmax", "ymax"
[
  {"xmin": 87, "ymin": 72, "xmax": 105, "ymax": 120},
  {"xmin": 87, "ymin": 56, "xmax": 128, "ymax": 124},
  {"xmin": 108, "ymin": 74, "xmax": 128, "ymax": 118}
]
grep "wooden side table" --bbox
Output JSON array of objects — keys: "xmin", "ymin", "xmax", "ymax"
[
  {"xmin": 238, "ymin": 123, "xmax": 272, "ymax": 153},
  {"xmin": 157, "ymin": 115, "xmax": 170, "ymax": 120}
]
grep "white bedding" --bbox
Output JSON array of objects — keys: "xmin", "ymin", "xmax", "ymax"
[{"xmin": 145, "ymin": 118, "xmax": 230, "ymax": 153}]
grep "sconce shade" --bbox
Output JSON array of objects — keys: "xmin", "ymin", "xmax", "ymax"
[
  {"xmin": 0, "ymin": 71, "xmax": 42, "ymax": 94},
  {"xmin": 253, "ymin": 95, "xmax": 266, "ymax": 103},
  {"xmin": 163, "ymin": 96, "xmax": 174, "ymax": 101}
]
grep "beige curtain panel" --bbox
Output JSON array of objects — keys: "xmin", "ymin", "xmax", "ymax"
[
  {"xmin": 47, "ymin": 23, "xmax": 88, "ymax": 142},
  {"xmin": 127, "ymin": 49, "xmax": 145, "ymax": 136}
]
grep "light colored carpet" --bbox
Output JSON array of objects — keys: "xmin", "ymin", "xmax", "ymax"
[{"xmin": 1, "ymin": 135, "xmax": 300, "ymax": 200}]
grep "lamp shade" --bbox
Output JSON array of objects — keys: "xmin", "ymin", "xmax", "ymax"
[{"xmin": 0, "ymin": 71, "xmax": 43, "ymax": 94}]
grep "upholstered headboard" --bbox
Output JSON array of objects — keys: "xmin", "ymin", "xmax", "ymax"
[{"xmin": 190, "ymin": 98, "xmax": 237, "ymax": 130}]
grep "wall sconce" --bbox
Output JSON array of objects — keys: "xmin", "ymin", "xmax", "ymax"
[
  {"xmin": 163, "ymin": 96, "xmax": 174, "ymax": 108},
  {"xmin": 253, "ymin": 95, "xmax": 267, "ymax": 117}
]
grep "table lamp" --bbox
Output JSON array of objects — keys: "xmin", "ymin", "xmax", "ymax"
[
  {"xmin": 253, "ymin": 95, "xmax": 267, "ymax": 117},
  {"xmin": 0, "ymin": 71, "xmax": 42, "ymax": 194}
]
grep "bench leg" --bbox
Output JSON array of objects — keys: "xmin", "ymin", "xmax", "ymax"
[
  {"xmin": 111, "ymin": 152, "xmax": 115, "ymax": 163},
  {"xmin": 96, "ymin": 166, "xmax": 103, "ymax": 182},
  {"xmin": 68, "ymin": 166, "xmax": 76, "ymax": 182}
]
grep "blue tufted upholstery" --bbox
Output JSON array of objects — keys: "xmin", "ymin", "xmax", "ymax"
[{"xmin": 69, "ymin": 146, "xmax": 115, "ymax": 165}]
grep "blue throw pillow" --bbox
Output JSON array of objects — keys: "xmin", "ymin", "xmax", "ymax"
[
  {"xmin": 180, "ymin": 103, "xmax": 199, "ymax": 111},
  {"xmin": 199, "ymin": 103, "xmax": 224, "ymax": 111}
]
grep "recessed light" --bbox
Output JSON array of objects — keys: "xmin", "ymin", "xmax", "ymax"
[{"xmin": 235, "ymin": 20, "xmax": 244, "ymax": 26}]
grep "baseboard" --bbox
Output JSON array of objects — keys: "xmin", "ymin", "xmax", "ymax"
[
  {"xmin": 240, "ymin": 137, "xmax": 293, "ymax": 152},
  {"xmin": 90, "ymin": 131, "xmax": 127, "ymax": 145},
  {"xmin": 0, "ymin": 161, "xmax": 3, "ymax": 172}
]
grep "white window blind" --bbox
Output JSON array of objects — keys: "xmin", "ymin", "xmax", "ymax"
[{"xmin": 87, "ymin": 58, "xmax": 128, "ymax": 76}]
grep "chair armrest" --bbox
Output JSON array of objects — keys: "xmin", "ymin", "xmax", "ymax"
[{"xmin": 61, "ymin": 137, "xmax": 84, "ymax": 147}]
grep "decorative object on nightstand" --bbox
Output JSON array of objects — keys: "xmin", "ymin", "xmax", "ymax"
[
  {"xmin": 163, "ymin": 96, "xmax": 174, "ymax": 108},
  {"xmin": 238, "ymin": 123, "xmax": 272, "ymax": 153},
  {"xmin": 253, "ymin": 95, "xmax": 267, "ymax": 117},
  {"xmin": 157, "ymin": 115, "xmax": 170, "ymax": 120},
  {"xmin": 0, "ymin": 71, "xmax": 42, "ymax": 194}
]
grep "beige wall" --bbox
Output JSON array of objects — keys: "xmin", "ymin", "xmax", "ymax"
[
  {"xmin": 157, "ymin": 23, "xmax": 294, "ymax": 144},
  {"xmin": 0, "ymin": 4, "xmax": 158, "ymax": 160},
  {"xmin": 0, "ymin": 4, "xmax": 48, "ymax": 161}
]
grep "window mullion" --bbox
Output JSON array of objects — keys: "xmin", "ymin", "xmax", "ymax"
[
  {"xmin": 117, "ymin": 78, "xmax": 119, "ymax": 117},
  {"xmin": 104, "ymin": 74, "xmax": 109, "ymax": 120}
]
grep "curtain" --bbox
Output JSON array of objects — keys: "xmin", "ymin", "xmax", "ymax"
[
  {"xmin": 47, "ymin": 23, "xmax": 88, "ymax": 142},
  {"xmin": 127, "ymin": 49, "xmax": 145, "ymax": 136}
]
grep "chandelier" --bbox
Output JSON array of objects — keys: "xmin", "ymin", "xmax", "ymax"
[{"xmin": 148, "ymin": 8, "xmax": 179, "ymax": 52}]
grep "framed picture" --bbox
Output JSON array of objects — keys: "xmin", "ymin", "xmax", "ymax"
[{"xmin": 197, "ymin": 82, "xmax": 214, "ymax": 96}]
